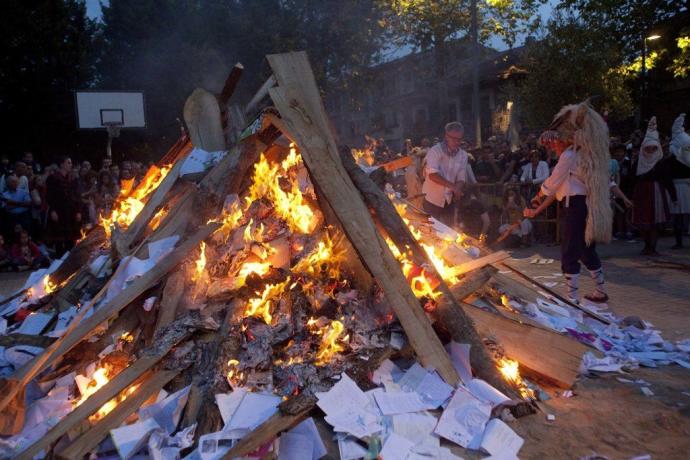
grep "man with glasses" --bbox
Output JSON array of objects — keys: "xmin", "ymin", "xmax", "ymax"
[{"xmin": 421, "ymin": 122, "xmax": 476, "ymax": 227}]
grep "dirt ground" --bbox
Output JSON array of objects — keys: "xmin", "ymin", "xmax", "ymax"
[{"xmin": 0, "ymin": 237, "xmax": 688, "ymax": 459}]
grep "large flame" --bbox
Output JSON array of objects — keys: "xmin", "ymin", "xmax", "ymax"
[
  {"xmin": 315, "ymin": 320, "xmax": 348, "ymax": 365},
  {"xmin": 247, "ymin": 153, "xmax": 317, "ymax": 234},
  {"xmin": 100, "ymin": 165, "xmax": 171, "ymax": 238},
  {"xmin": 244, "ymin": 278, "xmax": 291, "ymax": 325}
]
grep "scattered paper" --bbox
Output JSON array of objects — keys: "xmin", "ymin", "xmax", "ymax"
[
  {"xmin": 15, "ymin": 312, "xmax": 54, "ymax": 335},
  {"xmin": 379, "ymin": 432, "xmax": 414, "ymax": 459},
  {"xmin": 226, "ymin": 392, "xmax": 280, "ymax": 431},
  {"xmin": 215, "ymin": 389, "xmax": 247, "ymax": 427},
  {"xmin": 337, "ymin": 435, "xmax": 368, "ymax": 460},
  {"xmin": 286, "ymin": 418, "xmax": 327, "ymax": 460},
  {"xmin": 278, "ymin": 432, "xmax": 314, "ymax": 460},
  {"xmin": 138, "ymin": 385, "xmax": 190, "ymax": 434},
  {"xmin": 466, "ymin": 379, "xmax": 510, "ymax": 407},
  {"xmin": 479, "ymin": 418, "xmax": 524, "ymax": 458},
  {"xmin": 434, "ymin": 386, "xmax": 491, "ymax": 449},
  {"xmin": 446, "ymin": 342, "xmax": 473, "ymax": 384},
  {"xmin": 148, "ymin": 424, "xmax": 196, "ymax": 460},
  {"xmin": 316, "ymin": 373, "xmax": 369, "ymax": 416},
  {"xmin": 373, "ymin": 390, "xmax": 428, "ymax": 415},
  {"xmin": 110, "ymin": 417, "xmax": 161, "ymax": 460}
]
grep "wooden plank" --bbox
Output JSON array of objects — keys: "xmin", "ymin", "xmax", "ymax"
[
  {"xmin": 0, "ymin": 224, "xmax": 219, "ymax": 417},
  {"xmin": 380, "ymin": 155, "xmax": 412, "ymax": 172},
  {"xmin": 450, "ymin": 266, "xmax": 496, "ymax": 300},
  {"xmin": 219, "ymin": 63, "xmax": 244, "ymax": 105},
  {"xmin": 56, "ymin": 369, "xmax": 178, "ymax": 460},
  {"xmin": 267, "ymin": 51, "xmax": 458, "ymax": 386},
  {"xmin": 500, "ymin": 262, "xmax": 611, "ymax": 324},
  {"xmin": 453, "ymin": 251, "xmax": 509, "ymax": 275},
  {"xmin": 460, "ymin": 301, "xmax": 588, "ymax": 388},
  {"xmin": 154, "ymin": 270, "xmax": 186, "ymax": 333},
  {"xmin": 245, "ymin": 74, "xmax": 277, "ymax": 117}
]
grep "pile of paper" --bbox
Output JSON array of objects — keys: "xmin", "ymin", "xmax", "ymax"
[{"xmin": 316, "ymin": 358, "xmax": 525, "ymax": 460}]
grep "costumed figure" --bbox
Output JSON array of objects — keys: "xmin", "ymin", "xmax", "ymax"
[
  {"xmin": 668, "ymin": 113, "xmax": 690, "ymax": 248},
  {"xmin": 523, "ymin": 101, "xmax": 613, "ymax": 304},
  {"xmin": 630, "ymin": 117, "xmax": 677, "ymax": 255}
]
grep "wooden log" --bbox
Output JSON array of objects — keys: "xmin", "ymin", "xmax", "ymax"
[
  {"xmin": 244, "ymin": 75, "xmax": 277, "ymax": 117},
  {"xmin": 453, "ymin": 251, "xmax": 509, "ymax": 275},
  {"xmin": 0, "ymin": 224, "xmax": 219, "ymax": 418},
  {"xmin": 267, "ymin": 51, "xmax": 458, "ymax": 386},
  {"xmin": 56, "ymin": 369, "xmax": 179, "ymax": 460},
  {"xmin": 184, "ymin": 88, "xmax": 226, "ymax": 152},
  {"xmin": 338, "ymin": 148, "xmax": 514, "ymax": 394},
  {"xmin": 219, "ymin": 63, "xmax": 244, "ymax": 106},
  {"xmin": 221, "ymin": 395, "xmax": 316, "ymax": 459},
  {"xmin": 459, "ymin": 301, "xmax": 588, "ymax": 388},
  {"xmin": 154, "ymin": 270, "xmax": 186, "ymax": 333},
  {"xmin": 450, "ymin": 266, "xmax": 496, "ymax": 300},
  {"xmin": 380, "ymin": 155, "xmax": 412, "ymax": 172},
  {"xmin": 500, "ymin": 262, "xmax": 611, "ymax": 325}
]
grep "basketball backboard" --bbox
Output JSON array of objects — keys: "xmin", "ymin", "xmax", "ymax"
[{"xmin": 75, "ymin": 91, "xmax": 146, "ymax": 129}]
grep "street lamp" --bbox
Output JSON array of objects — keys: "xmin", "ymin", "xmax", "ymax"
[{"xmin": 640, "ymin": 33, "xmax": 661, "ymax": 124}]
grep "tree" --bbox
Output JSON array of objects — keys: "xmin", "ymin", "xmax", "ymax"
[
  {"xmin": 377, "ymin": 0, "xmax": 545, "ymax": 140},
  {"xmin": 514, "ymin": 12, "xmax": 634, "ymax": 128},
  {"xmin": 0, "ymin": 0, "xmax": 98, "ymax": 160},
  {"xmin": 98, "ymin": 0, "xmax": 386, "ymax": 153}
]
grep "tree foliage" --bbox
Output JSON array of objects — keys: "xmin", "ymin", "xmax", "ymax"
[
  {"xmin": 98, "ymin": 0, "xmax": 386, "ymax": 149},
  {"xmin": 0, "ymin": 0, "xmax": 98, "ymax": 158},
  {"xmin": 515, "ymin": 13, "xmax": 634, "ymax": 129}
]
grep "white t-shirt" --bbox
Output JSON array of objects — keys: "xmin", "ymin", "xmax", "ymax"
[
  {"xmin": 540, "ymin": 147, "xmax": 587, "ymax": 200},
  {"xmin": 422, "ymin": 142, "xmax": 476, "ymax": 207}
]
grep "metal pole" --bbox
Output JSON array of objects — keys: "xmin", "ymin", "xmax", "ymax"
[
  {"xmin": 640, "ymin": 37, "xmax": 646, "ymax": 127},
  {"xmin": 470, "ymin": 0, "xmax": 481, "ymax": 147}
]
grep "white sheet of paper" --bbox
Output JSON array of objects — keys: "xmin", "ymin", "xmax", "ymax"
[
  {"xmin": 392, "ymin": 412, "xmax": 440, "ymax": 456},
  {"xmin": 15, "ymin": 312, "xmax": 54, "ymax": 335},
  {"xmin": 337, "ymin": 435, "xmax": 368, "ymax": 460},
  {"xmin": 48, "ymin": 306, "xmax": 78, "ymax": 337},
  {"xmin": 138, "ymin": 384, "xmax": 190, "ymax": 434},
  {"xmin": 215, "ymin": 389, "xmax": 247, "ymax": 427},
  {"xmin": 397, "ymin": 363, "xmax": 428, "ymax": 391},
  {"xmin": 195, "ymin": 430, "xmax": 237, "ymax": 460},
  {"xmin": 110, "ymin": 417, "xmax": 161, "ymax": 460},
  {"xmin": 288, "ymin": 417, "xmax": 327, "ymax": 460},
  {"xmin": 446, "ymin": 342, "xmax": 473, "ymax": 384},
  {"xmin": 466, "ymin": 379, "xmax": 510, "ymax": 407},
  {"xmin": 379, "ymin": 432, "xmax": 414, "ymax": 460},
  {"xmin": 325, "ymin": 405, "xmax": 382, "ymax": 439},
  {"xmin": 226, "ymin": 392, "xmax": 280, "ymax": 431},
  {"xmin": 373, "ymin": 390, "xmax": 428, "ymax": 415},
  {"xmin": 417, "ymin": 370, "xmax": 453, "ymax": 407},
  {"xmin": 315, "ymin": 373, "xmax": 369, "ymax": 416},
  {"xmin": 479, "ymin": 418, "xmax": 524, "ymax": 457},
  {"xmin": 148, "ymin": 424, "xmax": 196, "ymax": 460},
  {"xmin": 372, "ymin": 359, "xmax": 402, "ymax": 386},
  {"xmin": 434, "ymin": 386, "xmax": 491, "ymax": 449},
  {"xmin": 278, "ymin": 432, "xmax": 313, "ymax": 460}
]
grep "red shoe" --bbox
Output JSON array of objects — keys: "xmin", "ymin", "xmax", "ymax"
[{"xmin": 584, "ymin": 292, "xmax": 609, "ymax": 303}]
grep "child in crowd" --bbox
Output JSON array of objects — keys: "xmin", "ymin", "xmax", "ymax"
[
  {"xmin": 10, "ymin": 229, "xmax": 48, "ymax": 270},
  {"xmin": 499, "ymin": 188, "xmax": 532, "ymax": 247},
  {"xmin": 0, "ymin": 234, "xmax": 12, "ymax": 271}
]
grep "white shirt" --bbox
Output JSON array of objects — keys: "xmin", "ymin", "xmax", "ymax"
[
  {"xmin": 520, "ymin": 161, "xmax": 550, "ymax": 185},
  {"xmin": 540, "ymin": 147, "xmax": 587, "ymax": 200},
  {"xmin": 422, "ymin": 143, "xmax": 476, "ymax": 207}
]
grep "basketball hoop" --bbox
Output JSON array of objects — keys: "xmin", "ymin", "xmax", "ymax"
[{"xmin": 104, "ymin": 121, "xmax": 122, "ymax": 138}]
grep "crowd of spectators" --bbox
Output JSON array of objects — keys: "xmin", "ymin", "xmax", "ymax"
[
  {"xmin": 395, "ymin": 127, "xmax": 687, "ymax": 248},
  {"xmin": 0, "ymin": 152, "xmax": 153, "ymax": 270}
]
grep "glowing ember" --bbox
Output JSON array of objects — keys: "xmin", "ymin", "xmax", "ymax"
[
  {"xmin": 192, "ymin": 242, "xmax": 207, "ymax": 282},
  {"xmin": 211, "ymin": 200, "xmax": 244, "ymax": 242},
  {"xmin": 244, "ymin": 278, "xmax": 291, "ymax": 325},
  {"xmin": 315, "ymin": 320, "xmax": 348, "ymax": 365},
  {"xmin": 498, "ymin": 358, "xmax": 535, "ymax": 399},
  {"xmin": 237, "ymin": 261, "xmax": 272, "ymax": 283},
  {"xmin": 76, "ymin": 229, "xmax": 88, "ymax": 244},
  {"xmin": 351, "ymin": 147, "xmax": 375, "ymax": 166},
  {"xmin": 27, "ymin": 275, "xmax": 58, "ymax": 300}
]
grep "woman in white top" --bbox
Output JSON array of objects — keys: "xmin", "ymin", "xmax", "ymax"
[
  {"xmin": 520, "ymin": 151, "xmax": 550, "ymax": 185},
  {"xmin": 524, "ymin": 101, "xmax": 613, "ymax": 304}
]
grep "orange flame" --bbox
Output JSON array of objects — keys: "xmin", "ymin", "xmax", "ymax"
[
  {"xmin": 149, "ymin": 206, "xmax": 168, "ymax": 231},
  {"xmin": 315, "ymin": 320, "xmax": 348, "ymax": 365},
  {"xmin": 291, "ymin": 232, "xmax": 345, "ymax": 279},
  {"xmin": 74, "ymin": 366, "xmax": 139, "ymax": 421},
  {"xmin": 100, "ymin": 165, "xmax": 171, "ymax": 238},
  {"xmin": 192, "ymin": 242, "xmax": 207, "ymax": 282},
  {"xmin": 498, "ymin": 358, "xmax": 535, "ymax": 399},
  {"xmin": 244, "ymin": 278, "xmax": 291, "ymax": 325}
]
